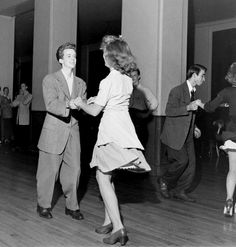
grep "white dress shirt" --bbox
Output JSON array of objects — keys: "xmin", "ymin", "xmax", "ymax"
[{"xmin": 61, "ymin": 69, "xmax": 73, "ymax": 95}]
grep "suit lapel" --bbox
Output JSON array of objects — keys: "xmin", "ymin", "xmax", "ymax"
[
  {"xmin": 71, "ymin": 76, "xmax": 85, "ymax": 99},
  {"xmin": 55, "ymin": 70, "xmax": 70, "ymax": 99},
  {"xmin": 183, "ymin": 82, "xmax": 191, "ymax": 103},
  {"xmin": 183, "ymin": 81, "xmax": 195, "ymax": 120}
]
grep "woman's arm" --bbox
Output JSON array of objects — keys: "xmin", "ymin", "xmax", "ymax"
[
  {"xmin": 137, "ymin": 84, "xmax": 158, "ymax": 111},
  {"xmin": 74, "ymin": 97, "xmax": 104, "ymax": 116},
  {"xmin": 196, "ymin": 90, "xmax": 226, "ymax": 113}
]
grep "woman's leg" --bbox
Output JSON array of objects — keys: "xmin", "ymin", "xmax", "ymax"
[
  {"xmin": 226, "ymin": 151, "xmax": 236, "ymax": 200},
  {"xmin": 96, "ymin": 169, "xmax": 124, "ymax": 232},
  {"xmin": 103, "ymin": 207, "xmax": 111, "ymax": 225},
  {"xmin": 103, "ymin": 179, "xmax": 116, "ymax": 225}
]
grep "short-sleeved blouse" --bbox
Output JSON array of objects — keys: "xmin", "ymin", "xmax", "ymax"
[{"xmin": 94, "ymin": 69, "xmax": 143, "ymax": 149}]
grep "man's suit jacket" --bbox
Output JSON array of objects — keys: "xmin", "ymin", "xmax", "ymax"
[
  {"xmin": 161, "ymin": 82, "xmax": 196, "ymax": 150},
  {"xmin": 38, "ymin": 70, "xmax": 87, "ymax": 154}
]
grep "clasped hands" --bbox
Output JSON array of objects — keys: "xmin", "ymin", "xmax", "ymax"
[
  {"xmin": 68, "ymin": 96, "xmax": 96, "ymax": 109},
  {"xmin": 187, "ymin": 99, "xmax": 204, "ymax": 111},
  {"xmin": 68, "ymin": 97, "xmax": 83, "ymax": 109}
]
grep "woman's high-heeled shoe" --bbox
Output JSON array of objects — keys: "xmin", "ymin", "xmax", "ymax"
[
  {"xmin": 95, "ymin": 223, "xmax": 113, "ymax": 234},
  {"xmin": 224, "ymin": 199, "xmax": 234, "ymax": 217},
  {"xmin": 103, "ymin": 228, "xmax": 128, "ymax": 246}
]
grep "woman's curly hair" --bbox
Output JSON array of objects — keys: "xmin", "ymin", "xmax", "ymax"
[
  {"xmin": 100, "ymin": 35, "xmax": 138, "ymax": 77},
  {"xmin": 225, "ymin": 62, "xmax": 236, "ymax": 85}
]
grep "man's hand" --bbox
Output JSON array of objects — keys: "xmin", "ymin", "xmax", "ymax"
[
  {"xmin": 194, "ymin": 126, "xmax": 201, "ymax": 139},
  {"xmin": 68, "ymin": 99, "xmax": 77, "ymax": 109}
]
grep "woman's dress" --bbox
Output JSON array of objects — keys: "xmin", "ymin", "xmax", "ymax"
[
  {"xmin": 0, "ymin": 96, "xmax": 13, "ymax": 141},
  {"xmin": 90, "ymin": 69, "xmax": 151, "ymax": 173}
]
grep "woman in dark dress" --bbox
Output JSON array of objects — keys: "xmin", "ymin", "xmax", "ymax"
[
  {"xmin": 1, "ymin": 87, "xmax": 13, "ymax": 143},
  {"xmin": 197, "ymin": 62, "xmax": 236, "ymax": 216}
]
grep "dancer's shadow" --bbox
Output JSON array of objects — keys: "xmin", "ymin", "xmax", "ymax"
[{"xmin": 113, "ymin": 171, "xmax": 161, "ymax": 204}]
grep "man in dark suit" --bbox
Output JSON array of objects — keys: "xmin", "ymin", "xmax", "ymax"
[
  {"xmin": 160, "ymin": 64, "xmax": 207, "ymax": 202},
  {"xmin": 36, "ymin": 42, "xmax": 87, "ymax": 219}
]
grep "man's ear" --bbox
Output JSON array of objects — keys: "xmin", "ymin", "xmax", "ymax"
[{"xmin": 192, "ymin": 72, "xmax": 197, "ymax": 80}]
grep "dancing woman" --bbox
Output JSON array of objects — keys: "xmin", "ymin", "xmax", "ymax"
[
  {"xmin": 74, "ymin": 35, "xmax": 151, "ymax": 245},
  {"xmin": 197, "ymin": 62, "xmax": 236, "ymax": 216}
]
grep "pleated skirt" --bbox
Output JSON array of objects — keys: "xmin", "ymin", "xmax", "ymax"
[
  {"xmin": 220, "ymin": 140, "xmax": 236, "ymax": 153},
  {"xmin": 90, "ymin": 142, "xmax": 151, "ymax": 173}
]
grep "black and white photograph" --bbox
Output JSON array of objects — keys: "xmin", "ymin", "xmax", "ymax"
[{"xmin": 0, "ymin": 0, "xmax": 236, "ymax": 246}]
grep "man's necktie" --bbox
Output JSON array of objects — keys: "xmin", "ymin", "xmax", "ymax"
[{"xmin": 190, "ymin": 90, "xmax": 195, "ymax": 102}]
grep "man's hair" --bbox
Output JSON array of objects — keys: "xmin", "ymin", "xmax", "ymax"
[
  {"xmin": 56, "ymin": 42, "xmax": 76, "ymax": 62},
  {"xmin": 186, "ymin": 64, "xmax": 207, "ymax": 80}
]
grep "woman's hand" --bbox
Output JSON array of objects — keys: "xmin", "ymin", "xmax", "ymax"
[
  {"xmin": 195, "ymin": 99, "xmax": 204, "ymax": 109},
  {"xmin": 87, "ymin": 97, "xmax": 96, "ymax": 104}
]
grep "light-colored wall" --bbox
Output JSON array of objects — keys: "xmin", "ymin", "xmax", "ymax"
[
  {"xmin": 122, "ymin": 0, "xmax": 188, "ymax": 174},
  {"xmin": 122, "ymin": 0, "xmax": 159, "ymax": 113},
  {"xmin": 122, "ymin": 0, "xmax": 188, "ymax": 115},
  {"xmin": 160, "ymin": 0, "xmax": 188, "ymax": 114},
  {"xmin": 32, "ymin": 0, "xmax": 77, "ymax": 111},
  {"xmin": 0, "ymin": 15, "xmax": 14, "ymax": 98}
]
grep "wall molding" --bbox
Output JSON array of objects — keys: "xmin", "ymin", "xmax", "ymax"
[{"xmin": 195, "ymin": 18, "xmax": 236, "ymax": 102}]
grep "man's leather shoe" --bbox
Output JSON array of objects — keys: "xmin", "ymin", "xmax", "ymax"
[
  {"xmin": 173, "ymin": 192, "xmax": 196, "ymax": 202},
  {"xmin": 159, "ymin": 178, "xmax": 170, "ymax": 199},
  {"xmin": 65, "ymin": 207, "xmax": 84, "ymax": 220},
  {"xmin": 37, "ymin": 205, "xmax": 52, "ymax": 219}
]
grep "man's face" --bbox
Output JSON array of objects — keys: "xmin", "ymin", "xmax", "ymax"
[
  {"xmin": 60, "ymin": 49, "xmax": 76, "ymax": 69},
  {"xmin": 3, "ymin": 88, "xmax": 9, "ymax": 95},
  {"xmin": 194, "ymin": 70, "xmax": 206, "ymax": 86},
  {"xmin": 130, "ymin": 71, "xmax": 140, "ymax": 87},
  {"xmin": 21, "ymin": 83, "xmax": 27, "ymax": 92}
]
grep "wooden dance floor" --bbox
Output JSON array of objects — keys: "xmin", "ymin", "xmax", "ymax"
[{"xmin": 0, "ymin": 144, "xmax": 236, "ymax": 247}]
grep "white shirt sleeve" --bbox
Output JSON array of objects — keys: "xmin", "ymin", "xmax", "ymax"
[{"xmin": 94, "ymin": 78, "xmax": 112, "ymax": 107}]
